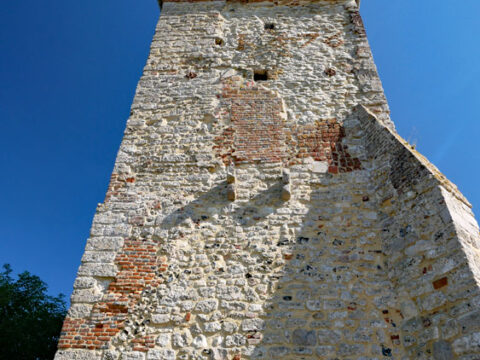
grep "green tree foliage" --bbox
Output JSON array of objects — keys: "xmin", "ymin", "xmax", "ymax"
[{"xmin": 0, "ymin": 264, "xmax": 67, "ymax": 360}]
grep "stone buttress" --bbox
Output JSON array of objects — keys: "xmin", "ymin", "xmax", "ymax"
[{"xmin": 55, "ymin": 0, "xmax": 480, "ymax": 359}]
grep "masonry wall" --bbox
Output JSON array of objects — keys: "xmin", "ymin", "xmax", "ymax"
[
  {"xmin": 349, "ymin": 107, "xmax": 480, "ymax": 359},
  {"xmin": 55, "ymin": 1, "xmax": 480, "ymax": 359}
]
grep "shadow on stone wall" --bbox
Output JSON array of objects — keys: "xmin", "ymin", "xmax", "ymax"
[
  {"xmin": 154, "ymin": 163, "xmax": 397, "ymax": 359},
  {"xmin": 160, "ymin": 182, "xmax": 285, "ymax": 231}
]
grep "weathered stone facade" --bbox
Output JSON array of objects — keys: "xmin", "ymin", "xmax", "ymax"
[{"xmin": 55, "ymin": 0, "xmax": 480, "ymax": 359}]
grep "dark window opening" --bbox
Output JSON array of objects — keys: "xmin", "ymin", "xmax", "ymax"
[
  {"xmin": 264, "ymin": 23, "xmax": 275, "ymax": 30},
  {"xmin": 215, "ymin": 38, "xmax": 224, "ymax": 46},
  {"xmin": 254, "ymin": 70, "xmax": 269, "ymax": 81}
]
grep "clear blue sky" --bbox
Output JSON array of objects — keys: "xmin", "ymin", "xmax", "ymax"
[{"xmin": 1, "ymin": 0, "xmax": 479, "ymax": 299}]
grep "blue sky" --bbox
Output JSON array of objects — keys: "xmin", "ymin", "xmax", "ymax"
[{"xmin": 1, "ymin": 0, "xmax": 479, "ymax": 299}]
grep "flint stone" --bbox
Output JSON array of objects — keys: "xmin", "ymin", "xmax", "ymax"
[
  {"xmin": 292, "ymin": 329, "xmax": 316, "ymax": 346},
  {"xmin": 433, "ymin": 340, "xmax": 454, "ymax": 360},
  {"xmin": 146, "ymin": 350, "xmax": 175, "ymax": 360},
  {"xmin": 55, "ymin": 351, "xmax": 101, "ymax": 360}
]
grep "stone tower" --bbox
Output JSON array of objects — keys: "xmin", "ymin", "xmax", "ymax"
[{"xmin": 55, "ymin": 0, "xmax": 480, "ymax": 359}]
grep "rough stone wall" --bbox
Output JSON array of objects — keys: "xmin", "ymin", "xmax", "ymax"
[
  {"xmin": 349, "ymin": 107, "xmax": 480, "ymax": 359},
  {"xmin": 55, "ymin": 1, "xmax": 480, "ymax": 359}
]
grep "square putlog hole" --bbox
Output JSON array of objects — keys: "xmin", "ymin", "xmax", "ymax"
[{"xmin": 254, "ymin": 69, "xmax": 269, "ymax": 81}]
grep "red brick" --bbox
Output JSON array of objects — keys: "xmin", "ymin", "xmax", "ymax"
[{"xmin": 433, "ymin": 277, "xmax": 448, "ymax": 290}]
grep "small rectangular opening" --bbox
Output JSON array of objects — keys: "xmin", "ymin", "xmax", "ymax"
[
  {"xmin": 254, "ymin": 70, "xmax": 269, "ymax": 81},
  {"xmin": 264, "ymin": 23, "xmax": 275, "ymax": 30}
]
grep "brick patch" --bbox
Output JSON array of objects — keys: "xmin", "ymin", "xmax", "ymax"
[
  {"xmin": 214, "ymin": 83, "xmax": 361, "ymax": 174},
  {"xmin": 58, "ymin": 240, "xmax": 161, "ymax": 351},
  {"xmin": 215, "ymin": 83, "xmax": 289, "ymax": 165},
  {"xmin": 294, "ymin": 120, "xmax": 361, "ymax": 173}
]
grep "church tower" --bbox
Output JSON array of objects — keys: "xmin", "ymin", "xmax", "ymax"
[{"xmin": 55, "ymin": 1, "xmax": 480, "ymax": 359}]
